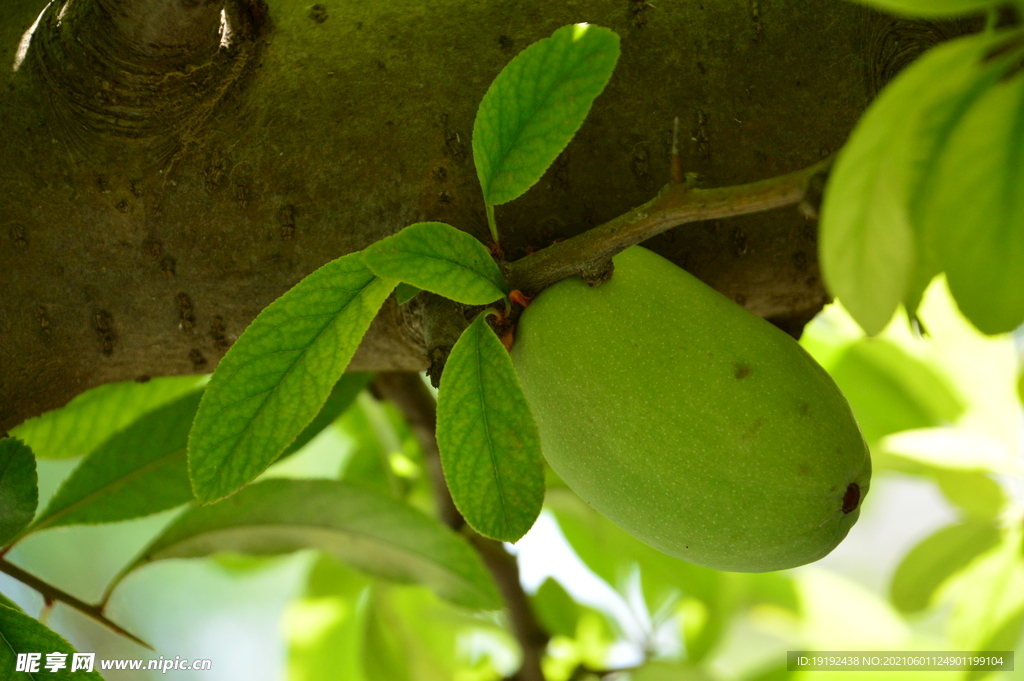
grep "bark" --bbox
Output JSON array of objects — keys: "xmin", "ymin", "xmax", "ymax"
[{"xmin": 0, "ymin": 0, "xmax": 955, "ymax": 430}]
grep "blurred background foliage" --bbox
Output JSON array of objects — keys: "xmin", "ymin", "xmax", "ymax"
[{"xmin": 3, "ymin": 274, "xmax": 1022, "ymax": 680}]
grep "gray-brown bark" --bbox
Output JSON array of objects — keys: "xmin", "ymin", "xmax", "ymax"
[{"xmin": 0, "ymin": 0, "xmax": 946, "ymax": 431}]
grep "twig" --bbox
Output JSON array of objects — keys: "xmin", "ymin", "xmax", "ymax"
[
  {"xmin": 0, "ymin": 557, "xmax": 152, "ymax": 649},
  {"xmin": 372, "ymin": 373, "xmax": 549, "ymax": 681},
  {"xmin": 508, "ymin": 156, "xmax": 833, "ymax": 296}
]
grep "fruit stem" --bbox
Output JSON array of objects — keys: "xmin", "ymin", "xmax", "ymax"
[
  {"xmin": 486, "ymin": 204, "xmax": 500, "ymax": 245},
  {"xmin": 508, "ymin": 155, "xmax": 833, "ymax": 296}
]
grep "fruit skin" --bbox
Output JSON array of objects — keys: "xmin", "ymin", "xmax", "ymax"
[{"xmin": 510, "ymin": 246, "xmax": 871, "ymax": 572}]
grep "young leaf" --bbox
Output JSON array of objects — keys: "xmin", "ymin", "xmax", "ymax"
[
  {"xmin": 473, "ymin": 24, "xmax": 620, "ymax": 207},
  {"xmin": 9, "ymin": 375, "xmax": 203, "ymax": 459},
  {"xmin": 338, "ymin": 394, "xmax": 402, "ymax": 496},
  {"xmin": 395, "ymin": 283, "xmax": 421, "ymax": 305},
  {"xmin": 0, "ymin": 603, "xmax": 104, "ymax": 680},
  {"xmin": 188, "ymin": 253, "xmax": 397, "ymax": 504},
  {"xmin": 529, "ymin": 577, "xmax": 580, "ymax": 639},
  {"xmin": 26, "ymin": 390, "xmax": 203, "ymax": 534},
  {"xmin": 966, "ymin": 606, "xmax": 1024, "ymax": 681},
  {"xmin": 851, "ymin": 0, "xmax": 999, "ymax": 17},
  {"xmin": 921, "ymin": 68, "xmax": 1024, "ymax": 334},
  {"xmin": 362, "ymin": 222, "xmax": 507, "ymax": 305},
  {"xmin": 889, "ymin": 520, "xmax": 1001, "ymax": 613},
  {"xmin": 820, "ymin": 32, "xmax": 1010, "ymax": 335},
  {"xmin": 278, "ymin": 372, "xmax": 373, "ymax": 462},
  {"xmin": 933, "ymin": 470, "xmax": 1006, "ymax": 520},
  {"xmin": 827, "ymin": 338, "xmax": 964, "ymax": 444},
  {"xmin": 0, "ymin": 439, "xmax": 37, "ymax": 546},
  {"xmin": 106, "ymin": 479, "xmax": 500, "ymax": 610},
  {"xmin": 436, "ymin": 311, "xmax": 544, "ymax": 542}
]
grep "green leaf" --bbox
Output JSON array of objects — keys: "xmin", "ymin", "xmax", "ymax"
[
  {"xmin": 530, "ymin": 577, "xmax": 580, "ymax": 639},
  {"xmin": 362, "ymin": 223, "xmax": 507, "ymax": 305},
  {"xmin": 890, "ymin": 521, "xmax": 1001, "ymax": 613},
  {"xmin": 966, "ymin": 605, "xmax": 1024, "ymax": 680},
  {"xmin": 107, "ymin": 478, "xmax": 500, "ymax": 610},
  {"xmin": 0, "ymin": 604, "xmax": 104, "ymax": 680},
  {"xmin": 25, "ymin": 390, "xmax": 202, "ymax": 534},
  {"xmin": 278, "ymin": 373, "xmax": 373, "ymax": 462},
  {"xmin": 362, "ymin": 590, "xmax": 410, "ymax": 681},
  {"xmin": 851, "ymin": 0, "xmax": 998, "ymax": 17},
  {"xmin": 9, "ymin": 375, "xmax": 203, "ymax": 459},
  {"xmin": 473, "ymin": 24, "xmax": 620, "ymax": 207},
  {"xmin": 0, "ymin": 439, "xmax": 37, "ymax": 546},
  {"xmin": 820, "ymin": 31, "xmax": 1012, "ymax": 335},
  {"xmin": 338, "ymin": 394, "xmax": 402, "ymax": 496},
  {"xmin": 188, "ymin": 253, "xmax": 397, "ymax": 504},
  {"xmin": 286, "ymin": 556, "xmax": 512, "ymax": 681},
  {"xmin": 827, "ymin": 338, "xmax": 964, "ymax": 444},
  {"xmin": 933, "ymin": 470, "xmax": 1006, "ymax": 519},
  {"xmin": 922, "ymin": 65, "xmax": 1024, "ymax": 334},
  {"xmin": 436, "ymin": 311, "xmax": 544, "ymax": 542},
  {"xmin": 395, "ymin": 283, "xmax": 421, "ymax": 305},
  {"xmin": 285, "ymin": 555, "xmax": 372, "ymax": 681}
]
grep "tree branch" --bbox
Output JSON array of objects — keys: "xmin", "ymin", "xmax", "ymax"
[
  {"xmin": 0, "ymin": 557, "xmax": 152, "ymax": 650},
  {"xmin": 508, "ymin": 157, "xmax": 833, "ymax": 296},
  {"xmin": 372, "ymin": 372, "xmax": 549, "ymax": 681}
]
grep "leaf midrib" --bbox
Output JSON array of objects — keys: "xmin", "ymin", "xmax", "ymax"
[
  {"xmin": 32, "ymin": 445, "xmax": 187, "ymax": 533},
  {"xmin": 200, "ymin": 276, "xmax": 383, "ymax": 497},
  {"xmin": 486, "ymin": 40, "xmax": 609, "ymax": 200}
]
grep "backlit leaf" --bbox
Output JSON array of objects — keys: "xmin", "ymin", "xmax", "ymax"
[
  {"xmin": 965, "ymin": 606, "xmax": 1024, "ymax": 680},
  {"xmin": 530, "ymin": 578, "xmax": 580, "ymax": 639},
  {"xmin": 189, "ymin": 253, "xmax": 396, "ymax": 504},
  {"xmin": 9, "ymin": 375, "xmax": 203, "ymax": 459},
  {"xmin": 362, "ymin": 223, "xmax": 507, "ymax": 305},
  {"xmin": 0, "ymin": 439, "xmax": 37, "ymax": 546},
  {"xmin": 278, "ymin": 373, "xmax": 372, "ymax": 461},
  {"xmin": 828, "ymin": 338, "xmax": 963, "ymax": 444},
  {"xmin": 890, "ymin": 521, "xmax": 1001, "ymax": 613},
  {"xmin": 922, "ymin": 64, "xmax": 1024, "ymax": 334},
  {"xmin": 436, "ymin": 311, "xmax": 544, "ymax": 542},
  {"xmin": 107, "ymin": 479, "xmax": 500, "ymax": 610},
  {"xmin": 0, "ymin": 604, "xmax": 103, "ymax": 680},
  {"xmin": 27, "ymin": 390, "xmax": 202, "ymax": 533},
  {"xmin": 820, "ymin": 31, "xmax": 1011, "ymax": 334},
  {"xmin": 933, "ymin": 469, "xmax": 1005, "ymax": 519},
  {"xmin": 473, "ymin": 24, "xmax": 620, "ymax": 206}
]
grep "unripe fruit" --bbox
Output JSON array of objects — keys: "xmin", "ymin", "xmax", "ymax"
[{"xmin": 511, "ymin": 246, "xmax": 870, "ymax": 572}]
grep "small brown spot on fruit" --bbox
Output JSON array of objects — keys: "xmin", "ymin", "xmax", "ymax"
[
  {"xmin": 797, "ymin": 465, "xmax": 810, "ymax": 475},
  {"xmin": 842, "ymin": 483, "xmax": 860, "ymax": 514},
  {"xmin": 734, "ymin": 363, "xmax": 751, "ymax": 379},
  {"xmin": 741, "ymin": 418, "xmax": 763, "ymax": 440},
  {"xmin": 799, "ymin": 402, "xmax": 810, "ymax": 416}
]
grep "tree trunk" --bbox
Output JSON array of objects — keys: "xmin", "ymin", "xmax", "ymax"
[{"xmin": 1, "ymin": 0, "xmax": 883, "ymax": 431}]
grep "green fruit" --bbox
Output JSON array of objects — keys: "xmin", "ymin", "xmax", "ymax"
[{"xmin": 510, "ymin": 246, "xmax": 871, "ymax": 572}]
